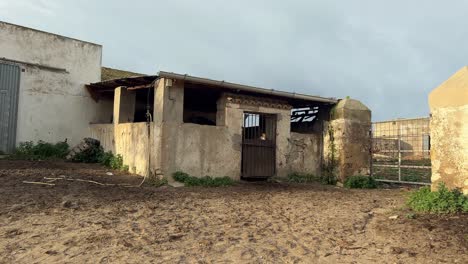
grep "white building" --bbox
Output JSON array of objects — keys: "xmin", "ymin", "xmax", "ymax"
[{"xmin": 0, "ymin": 21, "xmax": 112, "ymax": 153}]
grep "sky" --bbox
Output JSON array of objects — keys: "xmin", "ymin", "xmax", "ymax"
[{"xmin": 1, "ymin": 0, "xmax": 467, "ymax": 121}]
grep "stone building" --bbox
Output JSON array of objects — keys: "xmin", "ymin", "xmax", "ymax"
[
  {"xmin": 87, "ymin": 72, "xmax": 371, "ymax": 181},
  {"xmin": 0, "ymin": 21, "xmax": 372, "ymax": 181}
]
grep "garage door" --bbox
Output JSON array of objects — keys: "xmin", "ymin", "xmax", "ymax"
[{"xmin": 0, "ymin": 63, "xmax": 20, "ymax": 154}]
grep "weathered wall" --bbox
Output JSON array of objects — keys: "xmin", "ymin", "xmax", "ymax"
[
  {"xmin": 287, "ymin": 132, "xmax": 322, "ymax": 176},
  {"xmin": 89, "ymin": 124, "xmax": 115, "ymax": 153},
  {"xmin": 429, "ymin": 66, "xmax": 468, "ymax": 194},
  {"xmin": 0, "ymin": 22, "xmax": 106, "ymax": 147},
  {"xmin": 169, "ymin": 123, "xmax": 241, "ymax": 178},
  {"xmin": 114, "ymin": 123, "xmax": 150, "ymax": 175},
  {"xmin": 324, "ymin": 99, "xmax": 371, "ymax": 182}
]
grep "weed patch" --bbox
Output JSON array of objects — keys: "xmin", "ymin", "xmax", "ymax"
[
  {"xmin": 173, "ymin": 171, "xmax": 235, "ymax": 187},
  {"xmin": 71, "ymin": 144, "xmax": 128, "ymax": 171},
  {"xmin": 344, "ymin": 175, "xmax": 377, "ymax": 189},
  {"xmin": 146, "ymin": 175, "xmax": 168, "ymax": 187},
  {"xmin": 10, "ymin": 141, "xmax": 69, "ymax": 160},
  {"xmin": 407, "ymin": 183, "xmax": 468, "ymax": 214},
  {"xmin": 287, "ymin": 172, "xmax": 336, "ymax": 185}
]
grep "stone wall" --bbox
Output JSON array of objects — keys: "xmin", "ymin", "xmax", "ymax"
[{"xmin": 429, "ymin": 66, "xmax": 468, "ymax": 194}]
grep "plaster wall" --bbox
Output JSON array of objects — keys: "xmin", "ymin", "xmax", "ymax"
[
  {"xmin": 287, "ymin": 132, "xmax": 322, "ymax": 176},
  {"xmin": 0, "ymin": 22, "xmax": 105, "ymax": 146},
  {"xmin": 89, "ymin": 124, "xmax": 115, "ymax": 153},
  {"xmin": 429, "ymin": 66, "xmax": 468, "ymax": 194}
]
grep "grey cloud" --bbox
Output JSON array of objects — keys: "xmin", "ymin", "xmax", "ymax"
[{"xmin": 1, "ymin": 0, "xmax": 468, "ymax": 120}]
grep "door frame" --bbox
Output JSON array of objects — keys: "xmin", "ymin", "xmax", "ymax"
[{"xmin": 241, "ymin": 111, "xmax": 277, "ymax": 178}]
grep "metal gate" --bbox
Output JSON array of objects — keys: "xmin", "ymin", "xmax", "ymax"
[
  {"xmin": 0, "ymin": 63, "xmax": 21, "ymax": 154},
  {"xmin": 242, "ymin": 112, "xmax": 277, "ymax": 178},
  {"xmin": 371, "ymin": 118, "xmax": 431, "ymax": 185}
]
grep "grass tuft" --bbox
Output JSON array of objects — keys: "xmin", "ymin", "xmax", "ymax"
[
  {"xmin": 344, "ymin": 175, "xmax": 377, "ymax": 189},
  {"xmin": 173, "ymin": 171, "xmax": 235, "ymax": 187}
]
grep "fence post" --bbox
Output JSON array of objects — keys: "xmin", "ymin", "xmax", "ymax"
[{"xmin": 398, "ymin": 122, "xmax": 401, "ymax": 181}]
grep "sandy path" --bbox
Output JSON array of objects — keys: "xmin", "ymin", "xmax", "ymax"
[{"xmin": 0, "ymin": 160, "xmax": 467, "ymax": 263}]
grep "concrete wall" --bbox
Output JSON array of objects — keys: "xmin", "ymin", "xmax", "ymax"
[
  {"xmin": 89, "ymin": 124, "xmax": 115, "ymax": 153},
  {"xmin": 168, "ymin": 123, "xmax": 241, "ymax": 178},
  {"xmin": 287, "ymin": 132, "xmax": 322, "ymax": 176},
  {"xmin": 0, "ymin": 22, "xmax": 106, "ymax": 147},
  {"xmin": 429, "ymin": 66, "xmax": 468, "ymax": 194},
  {"xmin": 324, "ymin": 98, "xmax": 371, "ymax": 182}
]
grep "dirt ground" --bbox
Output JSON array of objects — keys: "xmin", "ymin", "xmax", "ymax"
[{"xmin": 0, "ymin": 160, "xmax": 466, "ymax": 264}]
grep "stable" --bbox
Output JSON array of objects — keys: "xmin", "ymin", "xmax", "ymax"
[{"xmin": 87, "ymin": 72, "xmax": 371, "ymax": 181}]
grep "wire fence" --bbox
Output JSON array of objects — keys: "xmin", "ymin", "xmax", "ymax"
[{"xmin": 371, "ymin": 117, "xmax": 431, "ymax": 185}]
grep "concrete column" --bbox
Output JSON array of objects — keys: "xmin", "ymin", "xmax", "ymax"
[
  {"xmin": 153, "ymin": 78, "xmax": 184, "ymax": 124},
  {"xmin": 324, "ymin": 98, "xmax": 371, "ymax": 183},
  {"xmin": 153, "ymin": 78, "xmax": 185, "ymax": 179},
  {"xmin": 113, "ymin": 86, "xmax": 135, "ymax": 124},
  {"xmin": 429, "ymin": 66, "xmax": 468, "ymax": 194}
]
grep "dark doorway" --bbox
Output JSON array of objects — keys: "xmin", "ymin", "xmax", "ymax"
[{"xmin": 241, "ymin": 112, "xmax": 277, "ymax": 178}]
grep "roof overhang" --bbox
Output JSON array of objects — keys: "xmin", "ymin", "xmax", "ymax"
[
  {"xmin": 86, "ymin": 75, "xmax": 157, "ymax": 101},
  {"xmin": 158, "ymin": 71, "xmax": 338, "ymax": 105}
]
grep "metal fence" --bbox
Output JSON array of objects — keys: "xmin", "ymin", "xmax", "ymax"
[{"xmin": 371, "ymin": 117, "xmax": 431, "ymax": 185}]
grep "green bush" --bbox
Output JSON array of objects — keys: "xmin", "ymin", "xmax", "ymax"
[
  {"xmin": 72, "ymin": 145, "xmax": 105, "ymax": 163},
  {"xmin": 71, "ymin": 145, "xmax": 128, "ymax": 171},
  {"xmin": 172, "ymin": 171, "xmax": 235, "ymax": 187},
  {"xmin": 147, "ymin": 175, "xmax": 168, "ymax": 187},
  {"xmin": 407, "ymin": 183, "xmax": 468, "ymax": 214},
  {"xmin": 344, "ymin": 175, "xmax": 377, "ymax": 189},
  {"xmin": 288, "ymin": 173, "xmax": 318, "ymax": 183},
  {"xmin": 10, "ymin": 140, "xmax": 69, "ymax": 160},
  {"xmin": 287, "ymin": 172, "xmax": 337, "ymax": 185}
]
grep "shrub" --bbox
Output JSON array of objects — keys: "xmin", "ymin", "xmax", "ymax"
[
  {"xmin": 147, "ymin": 175, "xmax": 168, "ymax": 187},
  {"xmin": 344, "ymin": 175, "xmax": 377, "ymax": 189},
  {"xmin": 10, "ymin": 140, "xmax": 69, "ymax": 160},
  {"xmin": 109, "ymin": 154, "xmax": 128, "ymax": 171},
  {"xmin": 287, "ymin": 172, "xmax": 337, "ymax": 185},
  {"xmin": 172, "ymin": 171, "xmax": 235, "ymax": 187},
  {"xmin": 71, "ymin": 145, "xmax": 128, "ymax": 171},
  {"xmin": 407, "ymin": 183, "xmax": 468, "ymax": 214},
  {"xmin": 288, "ymin": 173, "xmax": 318, "ymax": 183},
  {"xmin": 72, "ymin": 145, "xmax": 105, "ymax": 163}
]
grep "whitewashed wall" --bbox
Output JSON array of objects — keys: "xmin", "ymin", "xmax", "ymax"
[{"xmin": 0, "ymin": 21, "xmax": 110, "ymax": 146}]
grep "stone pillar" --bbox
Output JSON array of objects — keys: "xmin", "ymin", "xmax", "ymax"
[
  {"xmin": 113, "ymin": 86, "xmax": 135, "ymax": 124},
  {"xmin": 429, "ymin": 66, "xmax": 468, "ymax": 194},
  {"xmin": 324, "ymin": 98, "xmax": 371, "ymax": 183}
]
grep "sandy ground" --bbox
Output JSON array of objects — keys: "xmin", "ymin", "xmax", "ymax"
[{"xmin": 0, "ymin": 160, "xmax": 466, "ymax": 264}]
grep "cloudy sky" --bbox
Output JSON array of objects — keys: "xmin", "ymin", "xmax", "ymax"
[{"xmin": 1, "ymin": 0, "xmax": 467, "ymax": 120}]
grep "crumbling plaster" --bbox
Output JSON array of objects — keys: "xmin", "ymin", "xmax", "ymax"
[{"xmin": 429, "ymin": 66, "xmax": 468, "ymax": 194}]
